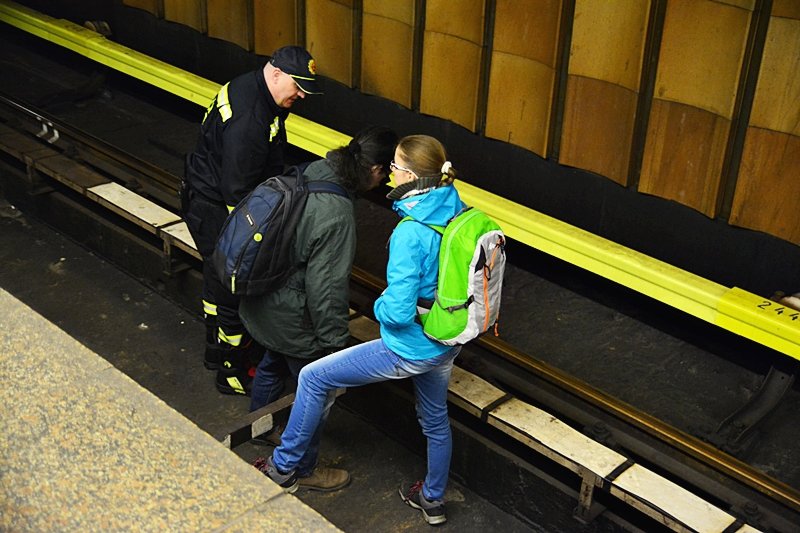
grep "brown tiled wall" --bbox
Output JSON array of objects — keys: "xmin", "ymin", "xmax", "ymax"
[{"xmin": 120, "ymin": 0, "xmax": 799, "ymax": 246}]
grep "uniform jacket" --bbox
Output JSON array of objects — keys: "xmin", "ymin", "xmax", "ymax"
[
  {"xmin": 185, "ymin": 69, "xmax": 289, "ymax": 210},
  {"xmin": 375, "ymin": 184, "xmax": 466, "ymax": 360},
  {"xmin": 239, "ymin": 158, "xmax": 355, "ymax": 358}
]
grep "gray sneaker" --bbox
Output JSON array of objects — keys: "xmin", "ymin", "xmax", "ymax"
[
  {"xmin": 399, "ymin": 481, "xmax": 446, "ymax": 525},
  {"xmin": 254, "ymin": 455, "xmax": 298, "ymax": 493}
]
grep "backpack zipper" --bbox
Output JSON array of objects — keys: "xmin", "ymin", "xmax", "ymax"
[
  {"xmin": 230, "ymin": 205, "xmax": 261, "ymax": 293},
  {"xmin": 439, "ymin": 209, "xmax": 481, "ymax": 307}
]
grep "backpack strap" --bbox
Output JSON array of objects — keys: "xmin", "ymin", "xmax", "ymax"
[
  {"xmin": 307, "ymin": 180, "xmax": 350, "ymax": 199},
  {"xmin": 283, "ymin": 163, "xmax": 308, "ymax": 186},
  {"xmin": 395, "ymin": 216, "xmax": 467, "ymax": 314},
  {"xmin": 397, "ymin": 215, "xmax": 445, "ymax": 234},
  {"xmin": 289, "ymin": 159, "xmax": 348, "ymax": 198}
]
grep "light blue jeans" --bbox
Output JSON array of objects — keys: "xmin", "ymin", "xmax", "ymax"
[{"xmin": 272, "ymin": 338, "xmax": 460, "ymax": 500}]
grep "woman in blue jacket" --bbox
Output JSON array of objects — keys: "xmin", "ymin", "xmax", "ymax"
[{"xmin": 260, "ymin": 135, "xmax": 465, "ymax": 526}]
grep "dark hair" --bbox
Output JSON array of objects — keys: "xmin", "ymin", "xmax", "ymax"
[{"xmin": 329, "ymin": 126, "xmax": 398, "ymax": 192}]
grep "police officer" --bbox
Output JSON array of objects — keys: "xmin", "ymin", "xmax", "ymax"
[{"xmin": 182, "ymin": 46, "xmax": 322, "ymax": 395}]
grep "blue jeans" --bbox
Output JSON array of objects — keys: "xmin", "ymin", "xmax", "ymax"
[
  {"xmin": 272, "ymin": 338, "xmax": 460, "ymax": 500},
  {"xmin": 250, "ymin": 350, "xmax": 326, "ymax": 475},
  {"xmin": 250, "ymin": 349, "xmax": 312, "ymax": 412}
]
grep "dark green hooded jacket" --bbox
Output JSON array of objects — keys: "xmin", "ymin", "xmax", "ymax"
[{"xmin": 239, "ymin": 157, "xmax": 354, "ymax": 358}]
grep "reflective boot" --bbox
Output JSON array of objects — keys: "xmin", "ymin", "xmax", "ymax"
[
  {"xmin": 203, "ymin": 316, "xmax": 223, "ymax": 370},
  {"xmin": 215, "ymin": 337, "xmax": 264, "ymax": 396}
]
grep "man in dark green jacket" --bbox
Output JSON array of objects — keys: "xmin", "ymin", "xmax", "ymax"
[
  {"xmin": 240, "ymin": 126, "xmax": 397, "ymax": 492},
  {"xmin": 239, "ymin": 160, "xmax": 355, "ymax": 358}
]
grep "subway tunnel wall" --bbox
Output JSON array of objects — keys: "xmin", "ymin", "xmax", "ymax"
[{"xmin": 8, "ymin": 0, "xmax": 800, "ymax": 299}]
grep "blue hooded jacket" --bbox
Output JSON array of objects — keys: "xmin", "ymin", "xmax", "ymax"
[{"xmin": 374, "ymin": 184, "xmax": 466, "ymax": 360}]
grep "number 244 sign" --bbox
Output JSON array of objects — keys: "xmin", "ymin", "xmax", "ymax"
[{"xmin": 756, "ymin": 300, "xmax": 800, "ymax": 325}]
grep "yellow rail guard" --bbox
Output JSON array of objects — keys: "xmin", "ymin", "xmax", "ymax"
[{"xmin": 2, "ymin": 0, "xmax": 798, "ymax": 360}]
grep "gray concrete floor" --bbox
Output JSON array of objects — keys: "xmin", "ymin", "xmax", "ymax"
[{"xmin": 0, "ymin": 287, "xmax": 336, "ymax": 533}]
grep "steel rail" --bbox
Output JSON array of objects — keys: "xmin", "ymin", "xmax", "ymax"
[
  {"xmin": 350, "ymin": 267, "xmax": 800, "ymax": 515},
  {"xmin": 0, "ymin": 93, "xmax": 178, "ymax": 190},
  {"xmin": 489, "ymin": 336, "xmax": 800, "ymax": 512}
]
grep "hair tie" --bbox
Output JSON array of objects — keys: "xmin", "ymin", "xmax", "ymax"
[
  {"xmin": 441, "ymin": 161, "xmax": 452, "ymax": 175},
  {"xmin": 348, "ymin": 139, "xmax": 362, "ymax": 156}
]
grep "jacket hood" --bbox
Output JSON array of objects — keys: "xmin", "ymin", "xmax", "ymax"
[
  {"xmin": 304, "ymin": 158, "xmax": 337, "ymax": 182},
  {"xmin": 304, "ymin": 158, "xmax": 355, "ymax": 192},
  {"xmin": 392, "ymin": 184, "xmax": 464, "ymax": 227}
]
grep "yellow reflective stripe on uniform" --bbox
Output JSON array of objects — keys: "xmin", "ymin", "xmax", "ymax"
[
  {"xmin": 202, "ymin": 95, "xmax": 214, "ymax": 123},
  {"xmin": 203, "ymin": 300, "xmax": 217, "ymax": 316},
  {"xmin": 201, "ymin": 82, "xmax": 232, "ymax": 124},
  {"xmin": 218, "ymin": 327, "xmax": 243, "ymax": 347},
  {"xmin": 226, "ymin": 376, "xmax": 246, "ymax": 394},
  {"xmin": 227, "ymin": 205, "xmax": 235, "ymax": 213},
  {"xmin": 217, "ymin": 83, "xmax": 232, "ymax": 122},
  {"xmin": 269, "ymin": 115, "xmax": 280, "ymax": 142}
]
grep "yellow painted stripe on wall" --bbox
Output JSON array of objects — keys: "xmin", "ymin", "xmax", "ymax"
[
  {"xmin": 455, "ymin": 180, "xmax": 728, "ymax": 322},
  {"xmin": 0, "ymin": 0, "xmax": 341, "ymax": 158},
  {"xmin": 1, "ymin": 0, "xmax": 797, "ymax": 361},
  {"xmin": 286, "ymin": 114, "xmax": 351, "ymax": 157},
  {"xmin": 0, "ymin": 1, "xmax": 219, "ymax": 105},
  {"xmin": 463, "ymin": 178, "xmax": 800, "ymax": 358},
  {"xmin": 717, "ymin": 288, "xmax": 800, "ymax": 358}
]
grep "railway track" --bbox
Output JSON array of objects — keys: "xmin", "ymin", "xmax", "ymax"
[{"xmin": 1, "ymin": 88, "xmax": 799, "ymax": 532}]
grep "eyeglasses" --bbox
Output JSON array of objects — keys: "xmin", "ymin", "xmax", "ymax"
[{"xmin": 390, "ymin": 160, "xmax": 418, "ymax": 178}]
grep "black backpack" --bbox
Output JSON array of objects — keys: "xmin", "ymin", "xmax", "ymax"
[{"xmin": 212, "ymin": 164, "xmax": 349, "ymax": 296}]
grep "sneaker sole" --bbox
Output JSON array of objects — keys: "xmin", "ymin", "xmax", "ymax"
[
  {"xmin": 422, "ymin": 512, "xmax": 446, "ymax": 526},
  {"xmin": 257, "ymin": 463, "xmax": 298, "ymax": 493},
  {"xmin": 399, "ymin": 489, "xmax": 447, "ymax": 525}
]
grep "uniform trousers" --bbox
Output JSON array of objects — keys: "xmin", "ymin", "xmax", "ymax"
[{"xmin": 182, "ymin": 187, "xmax": 245, "ymax": 346}]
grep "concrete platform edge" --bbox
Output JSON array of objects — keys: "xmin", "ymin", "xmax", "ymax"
[{"xmin": 0, "ymin": 288, "xmax": 339, "ymax": 532}]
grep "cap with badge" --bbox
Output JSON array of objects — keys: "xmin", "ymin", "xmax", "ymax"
[{"xmin": 270, "ymin": 46, "xmax": 322, "ymax": 95}]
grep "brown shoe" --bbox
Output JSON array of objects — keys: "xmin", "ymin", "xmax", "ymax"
[
  {"xmin": 250, "ymin": 429, "xmax": 282, "ymax": 447},
  {"xmin": 298, "ymin": 467, "xmax": 351, "ymax": 492}
]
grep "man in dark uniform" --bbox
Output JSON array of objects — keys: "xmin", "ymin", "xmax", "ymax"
[{"xmin": 182, "ymin": 46, "xmax": 322, "ymax": 395}]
